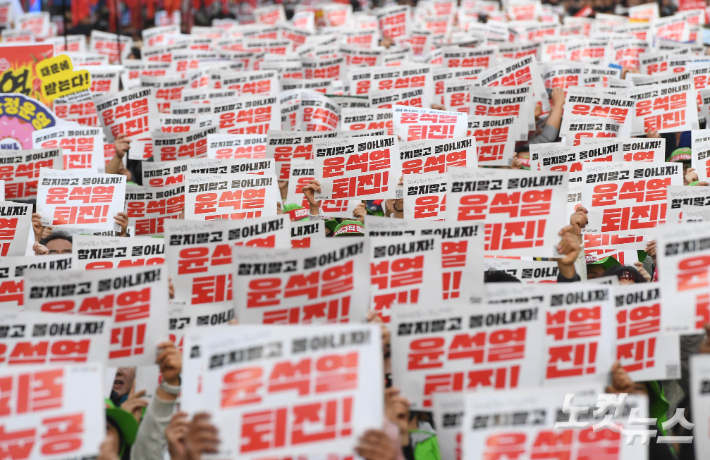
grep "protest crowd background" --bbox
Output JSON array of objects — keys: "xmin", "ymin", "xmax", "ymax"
[{"xmin": 8, "ymin": 0, "xmax": 710, "ymax": 459}]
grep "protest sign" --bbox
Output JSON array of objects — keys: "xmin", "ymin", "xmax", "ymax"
[
  {"xmin": 285, "ymin": 159, "xmax": 359, "ymax": 216},
  {"xmin": 531, "ymin": 142, "xmax": 622, "ymax": 172},
  {"xmin": 0, "ymin": 94, "xmax": 61, "ymax": 149},
  {"xmin": 581, "ymin": 162, "xmax": 683, "ymax": 234},
  {"xmin": 290, "ymin": 220, "xmax": 326, "ymax": 249},
  {"xmin": 403, "ymin": 172, "xmax": 446, "ymax": 221},
  {"xmin": 579, "ymin": 137, "xmax": 665, "ymax": 162},
  {"xmin": 142, "ymin": 160, "xmax": 188, "ymax": 188},
  {"xmin": 613, "ymin": 283, "xmax": 681, "ymax": 381},
  {"xmin": 0, "ymin": 311, "xmax": 111, "ymax": 366},
  {"xmin": 624, "ymin": 81, "xmax": 699, "ymax": 135},
  {"xmin": 73, "ymin": 235, "xmax": 165, "ymax": 270},
  {"xmin": 561, "ymin": 87, "xmax": 635, "ymax": 139},
  {"xmin": 32, "ymin": 126, "xmax": 103, "ymax": 171},
  {"xmin": 188, "ymin": 157, "xmax": 275, "ymax": 177},
  {"xmin": 36, "ymin": 168, "xmax": 126, "ymax": 230},
  {"xmin": 90, "ymin": 31, "xmax": 132, "ymax": 63},
  {"xmin": 0, "ymin": 363, "xmax": 105, "ymax": 460},
  {"xmin": 0, "ymin": 44, "xmax": 54, "ymax": 106},
  {"xmin": 152, "ymin": 125, "xmax": 217, "ymax": 162},
  {"xmin": 376, "ymin": 5, "xmax": 410, "ymax": 39},
  {"xmin": 563, "ymin": 115, "xmax": 621, "ymax": 146},
  {"xmin": 264, "ymin": 130, "xmax": 331, "ymax": 179},
  {"xmin": 369, "ymin": 235, "xmax": 443, "ymax": 322},
  {"xmin": 446, "ymin": 168, "xmax": 568, "ymax": 257},
  {"xmin": 0, "ymin": 201, "xmax": 30, "ymax": 257},
  {"xmin": 297, "ymin": 90, "xmax": 341, "ymax": 132},
  {"xmin": 393, "ymin": 106, "xmax": 467, "ymax": 142},
  {"xmin": 207, "ymin": 134, "xmax": 268, "ymax": 160},
  {"xmin": 193, "ymin": 324, "xmax": 382, "ymax": 458},
  {"xmin": 539, "ymin": 284, "xmax": 615, "ymax": 386},
  {"xmin": 476, "ymin": 55, "xmax": 547, "ymax": 101},
  {"xmin": 313, "ymin": 135, "xmax": 401, "ymax": 201},
  {"xmin": 23, "ymin": 265, "xmax": 169, "ymax": 366},
  {"xmin": 391, "ymin": 301, "xmax": 545, "ymax": 408},
  {"xmin": 125, "ymin": 183, "xmax": 184, "ymax": 236},
  {"xmin": 233, "ymin": 239, "xmax": 369, "ymax": 324},
  {"xmin": 94, "ymin": 87, "xmax": 160, "ymax": 142},
  {"xmin": 666, "ymin": 185, "xmax": 710, "ymax": 223},
  {"xmin": 692, "ymin": 129, "xmax": 710, "ymax": 182},
  {"xmin": 656, "ymin": 222, "xmax": 710, "ymax": 333},
  {"xmin": 484, "ymin": 258, "xmax": 559, "ymax": 283},
  {"xmin": 340, "ymin": 108, "xmax": 394, "ymax": 135},
  {"xmin": 184, "ymin": 173, "xmax": 279, "ymax": 220},
  {"xmin": 212, "ymin": 95, "xmax": 280, "ymax": 135},
  {"xmin": 0, "ymin": 255, "xmax": 73, "ymax": 311},
  {"xmin": 466, "ymin": 115, "xmax": 519, "ymax": 165},
  {"xmin": 463, "ymin": 385, "xmax": 648, "ymax": 460},
  {"xmin": 432, "ymin": 393, "xmax": 464, "ymax": 460},
  {"xmin": 400, "ymin": 137, "xmax": 477, "ymax": 176}
]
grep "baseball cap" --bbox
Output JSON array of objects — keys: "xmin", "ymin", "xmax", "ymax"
[
  {"xmin": 365, "ymin": 200, "xmax": 384, "ymax": 216},
  {"xmin": 105, "ymin": 399, "xmax": 139, "ymax": 457},
  {"xmin": 585, "ymin": 254, "xmax": 621, "ymax": 271},
  {"xmin": 333, "ymin": 220, "xmax": 365, "ymax": 237},
  {"xmin": 282, "ymin": 203, "xmax": 309, "ymax": 221}
]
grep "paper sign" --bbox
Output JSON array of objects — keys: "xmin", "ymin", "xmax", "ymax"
[
  {"xmin": 212, "ymin": 95, "xmax": 280, "ymax": 135},
  {"xmin": 403, "ymin": 172, "xmax": 446, "ymax": 220},
  {"xmin": 188, "ymin": 157, "xmax": 275, "ymax": 177},
  {"xmin": 90, "ymin": 30, "xmax": 133, "ymax": 64},
  {"xmin": 0, "ymin": 311, "xmax": 111, "ymax": 366},
  {"xmin": 666, "ymin": 185, "xmax": 710, "ymax": 223},
  {"xmin": 0, "ymin": 44, "xmax": 54, "ymax": 106},
  {"xmin": 581, "ymin": 162, "xmax": 683, "ymax": 235},
  {"xmin": 624, "ymin": 81, "xmax": 699, "ymax": 135},
  {"xmin": 36, "ymin": 168, "xmax": 126, "ymax": 230},
  {"xmin": 0, "ymin": 364, "xmax": 105, "ymax": 460},
  {"xmin": 94, "ymin": 87, "xmax": 160, "ymax": 142},
  {"xmin": 0, "ymin": 201, "xmax": 30, "ymax": 257},
  {"xmin": 285, "ymin": 159, "xmax": 359, "ymax": 217},
  {"xmin": 142, "ymin": 160, "xmax": 188, "ymax": 188},
  {"xmin": 613, "ymin": 283, "xmax": 681, "ymax": 381},
  {"xmin": 561, "ymin": 87, "xmax": 635, "ymax": 139},
  {"xmin": 184, "ymin": 173, "xmax": 279, "ymax": 220},
  {"xmin": 232, "ymin": 239, "xmax": 370, "ymax": 324},
  {"xmin": 125, "ymin": 183, "xmax": 184, "ymax": 236},
  {"xmin": 391, "ymin": 301, "xmax": 545, "ymax": 408},
  {"xmin": 290, "ymin": 220, "xmax": 326, "ymax": 249},
  {"xmin": 467, "ymin": 115, "xmax": 519, "ymax": 165},
  {"xmin": 206, "ymin": 134, "xmax": 268, "ymax": 160},
  {"xmin": 400, "ymin": 137, "xmax": 477, "ymax": 176},
  {"xmin": 192, "ymin": 324, "xmax": 382, "ymax": 458},
  {"xmin": 446, "ymin": 168, "xmax": 568, "ymax": 257},
  {"xmin": 564, "ymin": 115, "xmax": 620, "ymax": 146},
  {"xmin": 313, "ymin": 135, "xmax": 401, "ymax": 201},
  {"xmin": 35, "ymin": 54, "xmax": 91, "ymax": 101},
  {"xmin": 393, "ymin": 106, "xmax": 467, "ymax": 141},
  {"xmin": 152, "ymin": 125, "xmax": 217, "ymax": 162},
  {"xmin": 340, "ymin": 109, "xmax": 393, "ymax": 135},
  {"xmin": 23, "ymin": 265, "xmax": 169, "ymax": 366},
  {"xmin": 266, "ymin": 130, "xmax": 337, "ymax": 180},
  {"xmin": 579, "ymin": 137, "xmax": 665, "ymax": 162},
  {"xmin": 0, "ymin": 255, "xmax": 73, "ymax": 311},
  {"xmin": 73, "ymin": 235, "xmax": 165, "ymax": 270},
  {"xmin": 484, "ymin": 258, "xmax": 559, "ymax": 283},
  {"xmin": 33, "ymin": 126, "xmax": 103, "ymax": 171}
]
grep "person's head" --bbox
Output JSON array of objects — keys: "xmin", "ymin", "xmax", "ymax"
[
  {"xmin": 113, "ymin": 367, "xmax": 136, "ymax": 397},
  {"xmin": 39, "ymin": 233, "xmax": 73, "ymax": 254},
  {"xmin": 515, "ymin": 144, "xmax": 530, "ymax": 170},
  {"xmin": 585, "ymin": 255, "xmax": 620, "ymax": 279},
  {"xmin": 603, "ymin": 265, "xmax": 647, "ymax": 284},
  {"xmin": 105, "ymin": 400, "xmax": 139, "ymax": 458},
  {"xmin": 484, "ymin": 270, "xmax": 522, "ymax": 283}
]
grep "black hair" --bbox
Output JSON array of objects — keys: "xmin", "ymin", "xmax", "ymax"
[
  {"xmin": 603, "ymin": 265, "xmax": 647, "ymax": 283},
  {"xmin": 39, "ymin": 232, "xmax": 73, "ymax": 247},
  {"xmin": 105, "ymin": 416, "xmax": 124, "ymax": 456},
  {"xmin": 515, "ymin": 144, "xmax": 530, "ymax": 154},
  {"xmin": 484, "ymin": 270, "xmax": 522, "ymax": 283}
]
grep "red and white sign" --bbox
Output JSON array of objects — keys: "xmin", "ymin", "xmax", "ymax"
[
  {"xmin": 581, "ymin": 162, "xmax": 683, "ymax": 235},
  {"xmin": 207, "ymin": 134, "xmax": 268, "ymax": 160},
  {"xmin": 400, "ymin": 137, "xmax": 477, "ymax": 176},
  {"xmin": 579, "ymin": 137, "xmax": 665, "ymax": 163},
  {"xmin": 266, "ymin": 131, "xmax": 336, "ymax": 180},
  {"xmin": 233, "ymin": 239, "xmax": 370, "ymax": 324},
  {"xmin": 391, "ymin": 301, "xmax": 545, "ymax": 408},
  {"xmin": 94, "ymin": 87, "xmax": 160, "ymax": 142},
  {"xmin": 376, "ymin": 5, "xmax": 411, "ymax": 39},
  {"xmin": 530, "ymin": 141, "xmax": 622, "ymax": 173},
  {"xmin": 313, "ymin": 135, "xmax": 402, "ymax": 201},
  {"xmin": 0, "ymin": 255, "xmax": 72, "ymax": 311},
  {"xmin": 625, "ymin": 81, "xmax": 699, "ymax": 135},
  {"xmin": 340, "ymin": 109, "xmax": 394, "ymax": 136},
  {"xmin": 613, "ymin": 283, "xmax": 681, "ymax": 381},
  {"xmin": 193, "ymin": 324, "xmax": 383, "ymax": 458},
  {"xmin": 484, "ymin": 258, "xmax": 559, "ymax": 283},
  {"xmin": 152, "ymin": 125, "xmax": 217, "ymax": 162},
  {"xmin": 466, "ymin": 115, "xmax": 519, "ymax": 165},
  {"xmin": 0, "ymin": 201, "xmax": 31, "ymax": 257},
  {"xmin": 184, "ymin": 173, "xmax": 279, "ymax": 220},
  {"xmin": 89, "ymin": 30, "xmax": 132, "ymax": 64},
  {"xmin": 73, "ymin": 235, "xmax": 165, "ymax": 270},
  {"xmin": 393, "ymin": 106, "xmax": 467, "ymax": 142},
  {"xmin": 290, "ymin": 220, "xmax": 326, "ymax": 249},
  {"xmin": 24, "ymin": 265, "xmax": 169, "ymax": 366},
  {"xmin": 563, "ymin": 115, "xmax": 620, "ymax": 146},
  {"xmin": 0, "ymin": 364, "xmax": 105, "ymax": 460},
  {"xmin": 561, "ymin": 87, "xmax": 635, "ymax": 139},
  {"xmin": 446, "ymin": 168, "xmax": 568, "ymax": 257},
  {"xmin": 403, "ymin": 172, "xmax": 446, "ymax": 220},
  {"xmin": 33, "ymin": 127, "xmax": 103, "ymax": 172},
  {"xmin": 286, "ymin": 160, "xmax": 360, "ymax": 217},
  {"xmin": 212, "ymin": 95, "xmax": 280, "ymax": 136},
  {"xmin": 125, "ymin": 183, "xmax": 184, "ymax": 236},
  {"xmin": 297, "ymin": 91, "xmax": 341, "ymax": 132},
  {"xmin": 36, "ymin": 168, "xmax": 126, "ymax": 230}
]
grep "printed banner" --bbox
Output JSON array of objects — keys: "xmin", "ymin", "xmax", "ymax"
[
  {"xmin": 36, "ymin": 168, "xmax": 126, "ymax": 230},
  {"xmin": 152, "ymin": 125, "xmax": 217, "ymax": 162},
  {"xmin": 232, "ymin": 239, "xmax": 370, "ymax": 324},
  {"xmin": 23, "ymin": 265, "xmax": 169, "ymax": 366},
  {"xmin": 184, "ymin": 173, "xmax": 279, "ymax": 220},
  {"xmin": 624, "ymin": 82, "xmax": 699, "ymax": 135},
  {"xmin": 446, "ymin": 168, "xmax": 568, "ymax": 257},
  {"xmin": 561, "ymin": 87, "xmax": 635, "ymax": 139},
  {"xmin": 94, "ymin": 87, "xmax": 160, "ymax": 142},
  {"xmin": 0, "ymin": 94, "xmax": 61, "ymax": 149},
  {"xmin": 393, "ymin": 106, "xmax": 468, "ymax": 142},
  {"xmin": 0, "ymin": 364, "xmax": 105, "ymax": 460},
  {"xmin": 0, "ymin": 44, "xmax": 54, "ymax": 106},
  {"xmin": 400, "ymin": 137, "xmax": 477, "ymax": 176},
  {"xmin": 581, "ymin": 162, "xmax": 682, "ymax": 234}
]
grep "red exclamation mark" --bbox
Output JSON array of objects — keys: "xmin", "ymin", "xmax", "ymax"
[
  {"xmin": 135, "ymin": 324, "xmax": 146, "ymax": 355},
  {"xmin": 587, "ymin": 342, "xmax": 597, "ymax": 374},
  {"xmin": 381, "ymin": 171, "xmax": 389, "ymax": 192},
  {"xmin": 495, "ymin": 367, "xmax": 506, "ymax": 389},
  {"xmin": 451, "ymin": 271, "xmax": 462, "ymax": 299},
  {"xmin": 341, "ymin": 397, "xmax": 353, "ymax": 437},
  {"xmin": 340, "ymin": 297, "xmax": 350, "ymax": 322},
  {"xmin": 510, "ymin": 365, "xmax": 520, "ymax": 387},
  {"xmin": 102, "ymin": 204, "xmax": 109, "ymax": 221},
  {"xmin": 697, "ymin": 293, "xmax": 710, "ymax": 329},
  {"xmin": 536, "ymin": 219, "xmax": 546, "ymax": 247},
  {"xmin": 442, "ymin": 273, "xmax": 451, "ymax": 299},
  {"xmin": 646, "ymin": 338, "xmax": 656, "ymax": 368}
]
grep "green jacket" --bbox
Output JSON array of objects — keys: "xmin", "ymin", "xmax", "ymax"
[{"xmin": 410, "ymin": 430, "xmax": 442, "ymax": 460}]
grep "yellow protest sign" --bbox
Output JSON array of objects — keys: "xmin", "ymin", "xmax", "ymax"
[{"xmin": 35, "ymin": 54, "xmax": 91, "ymax": 101}]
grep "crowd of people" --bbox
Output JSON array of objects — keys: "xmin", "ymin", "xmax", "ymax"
[{"xmin": 4, "ymin": 0, "xmax": 710, "ymax": 459}]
